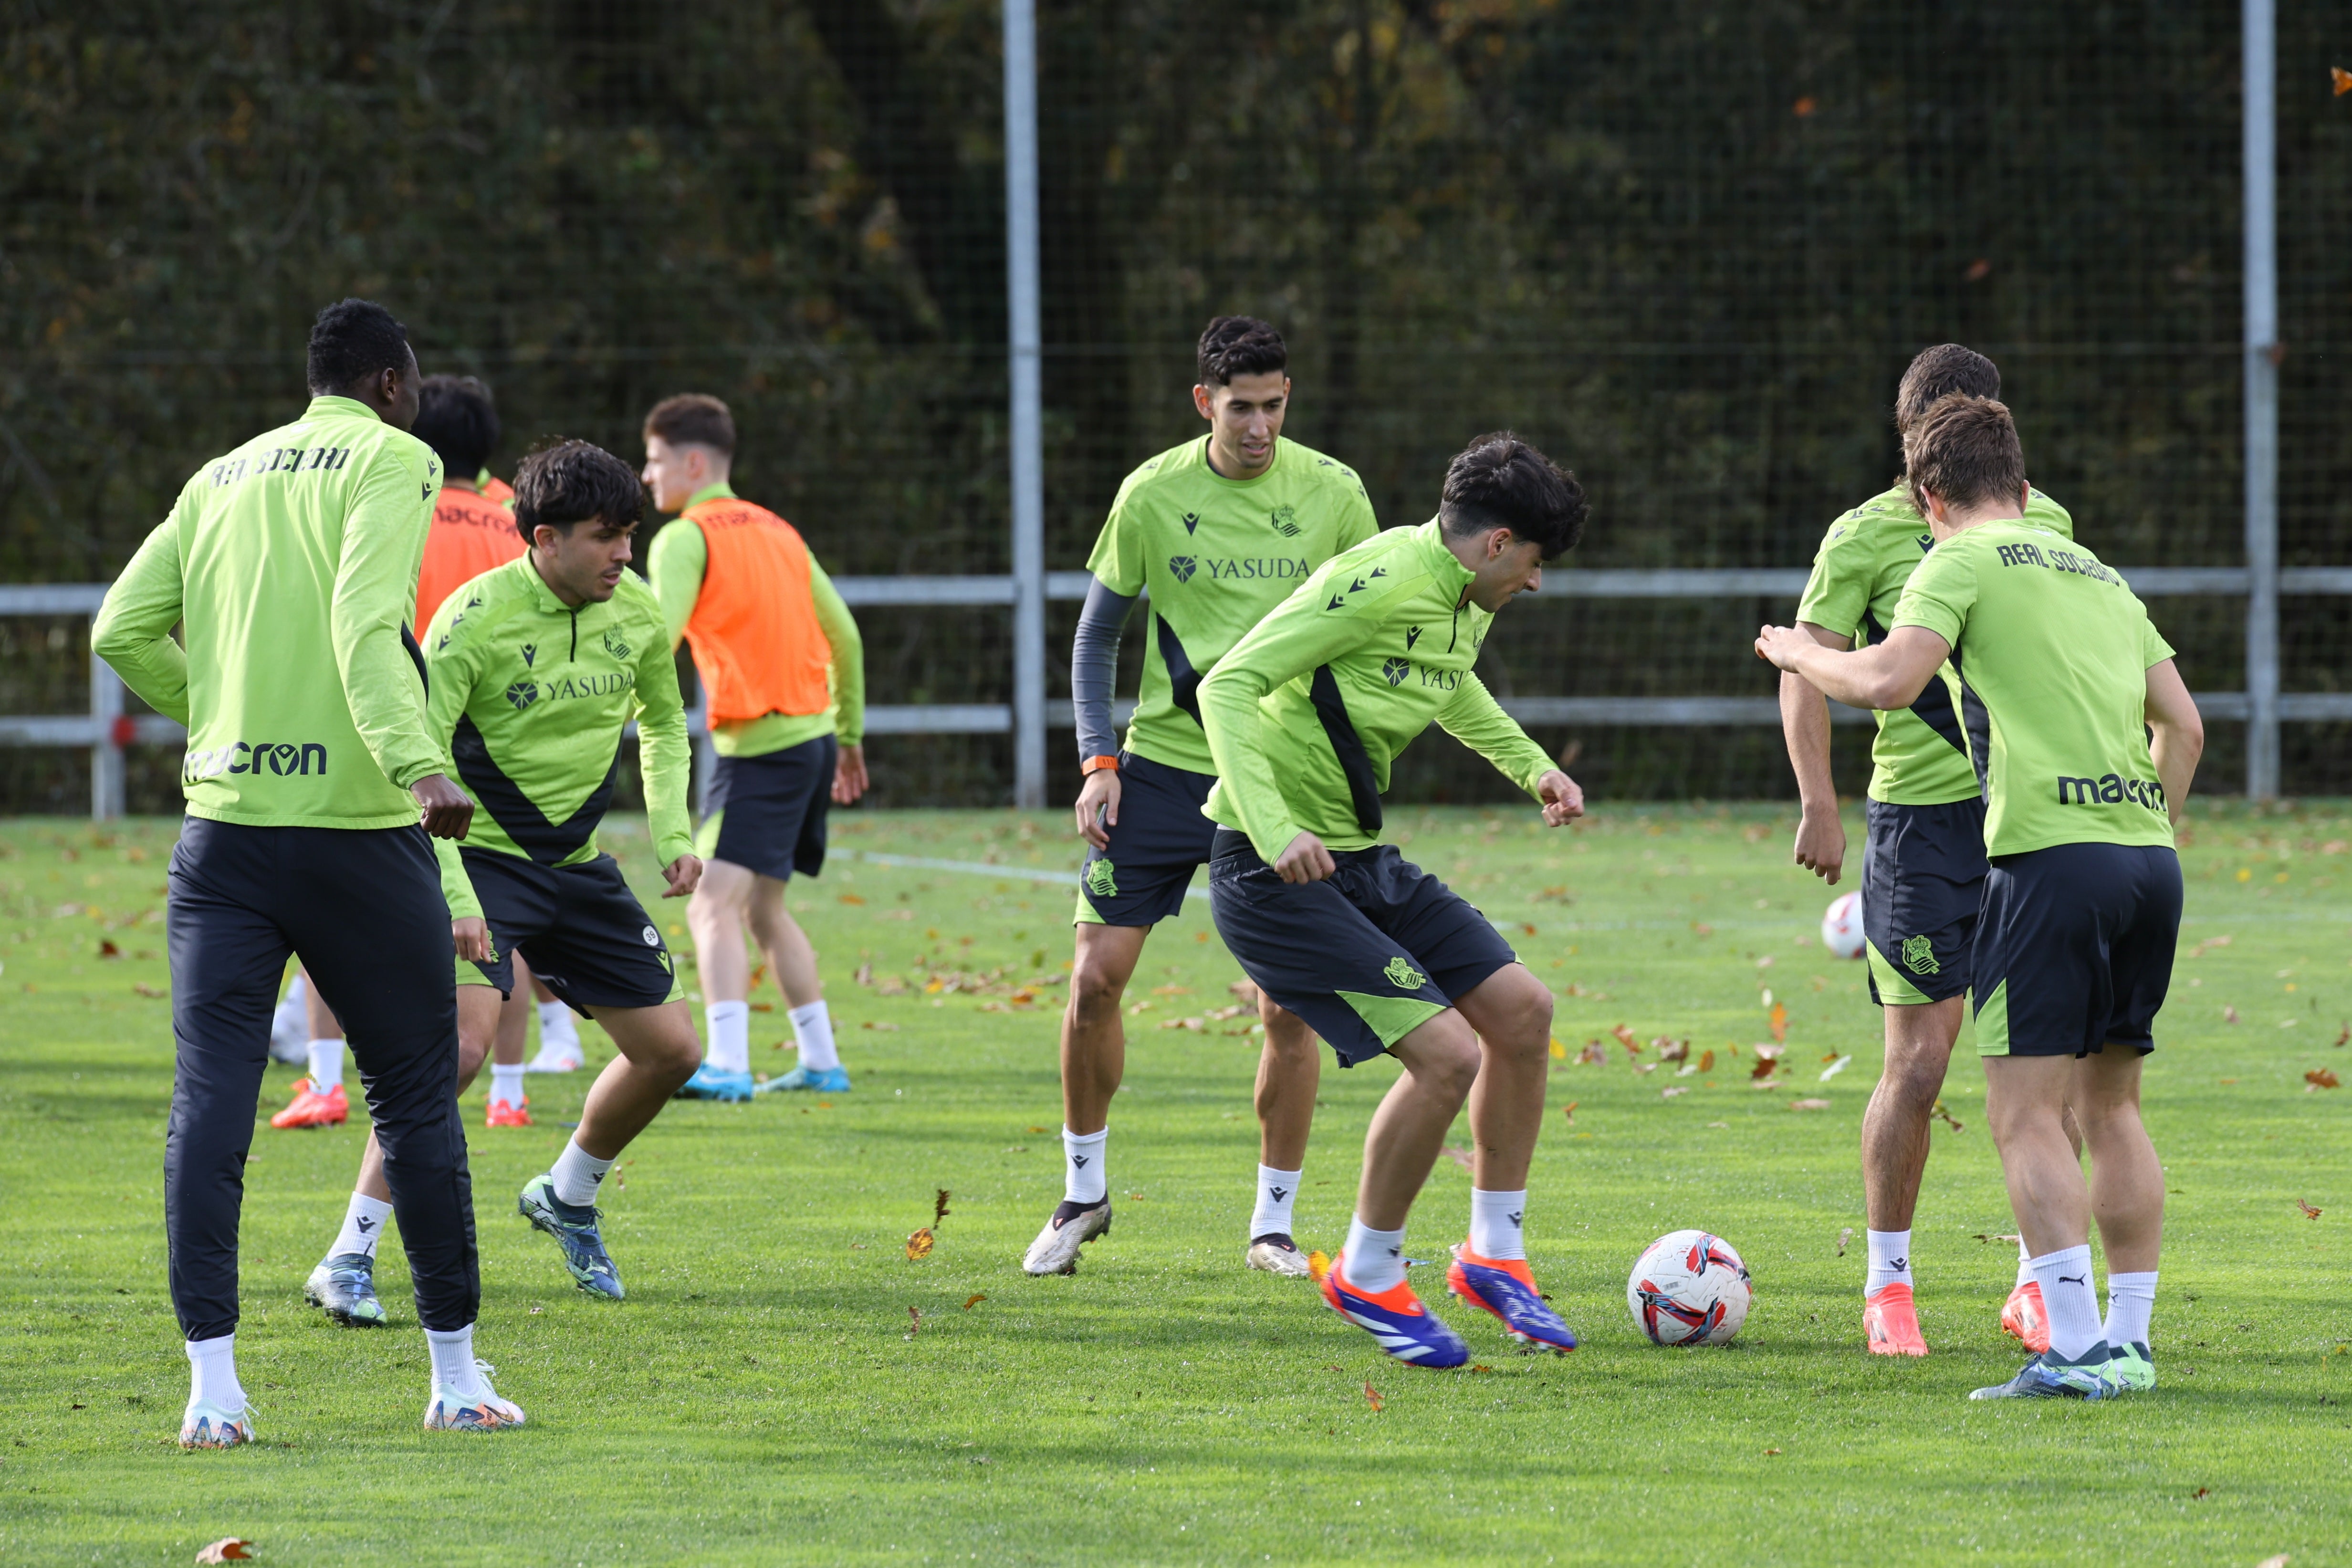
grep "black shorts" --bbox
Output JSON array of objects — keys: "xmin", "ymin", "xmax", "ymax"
[
  {"xmin": 1208, "ymin": 831, "xmax": 1517, "ymax": 1068},
  {"xmin": 1075, "ymin": 753, "xmax": 1216, "ymax": 928},
  {"xmin": 699, "ymin": 735, "xmax": 835, "ymax": 882},
  {"xmin": 462, "ymin": 847, "xmax": 683, "ymax": 1015},
  {"xmin": 1861, "ymin": 796, "xmax": 1987, "ymax": 1006},
  {"xmin": 1972, "ymin": 840, "xmax": 2182, "ymax": 1058}
]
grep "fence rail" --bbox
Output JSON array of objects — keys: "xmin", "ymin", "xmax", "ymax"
[{"xmin": 9, "ymin": 568, "xmax": 2351, "ymax": 819}]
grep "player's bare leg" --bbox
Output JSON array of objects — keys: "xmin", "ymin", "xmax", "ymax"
[
  {"xmin": 689, "ymin": 858, "xmax": 844, "ymax": 1095},
  {"xmin": 1024, "ymin": 923, "xmax": 1145, "ymax": 1274},
  {"xmin": 1245, "ymin": 994, "xmax": 1322, "ymax": 1275},
  {"xmin": 1858, "ymin": 996, "xmax": 1961, "ymax": 1355},
  {"xmin": 483, "ymin": 955, "xmax": 535, "ymax": 1127}
]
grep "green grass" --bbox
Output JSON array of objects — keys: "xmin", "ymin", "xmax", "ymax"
[{"xmin": 4, "ymin": 802, "xmax": 2350, "ymax": 1565}]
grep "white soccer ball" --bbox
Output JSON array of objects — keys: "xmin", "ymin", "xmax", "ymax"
[
  {"xmin": 1820, "ymin": 890, "xmax": 1866, "ymax": 960},
  {"xmin": 1627, "ymin": 1229, "xmax": 1753, "ymax": 1346}
]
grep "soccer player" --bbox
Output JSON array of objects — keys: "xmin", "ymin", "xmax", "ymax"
[
  {"xmin": 640, "ymin": 395, "xmax": 867, "ymax": 1101},
  {"xmin": 93, "ymin": 298, "xmax": 522, "ymax": 1443},
  {"xmin": 1778, "ymin": 343, "xmax": 2079, "ymax": 1356},
  {"xmin": 1197, "ymin": 432, "xmax": 1589, "ymax": 1367},
  {"xmin": 304, "ymin": 438, "xmax": 704, "ymax": 1317},
  {"xmin": 1757, "ymin": 394, "xmax": 2200, "ymax": 1399},
  {"xmin": 1022, "ymin": 316, "xmax": 1378, "ymax": 1279}
]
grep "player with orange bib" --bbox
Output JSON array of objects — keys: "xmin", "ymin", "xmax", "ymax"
[{"xmin": 640, "ymin": 395, "xmax": 867, "ymax": 1100}]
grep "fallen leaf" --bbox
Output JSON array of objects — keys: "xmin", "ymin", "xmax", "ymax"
[
  {"xmin": 1707, "ymin": 1120, "xmax": 1729, "ymax": 1129},
  {"xmin": 838, "ymin": 892, "xmax": 867, "ymax": 905},
  {"xmin": 1763, "ymin": 1446, "xmax": 1784, "ymax": 1455},
  {"xmin": 849, "ymin": 1242, "xmax": 868, "ymax": 1250},
  {"xmin": 1559, "ymin": 1101, "xmax": 1578, "ymax": 1126},
  {"xmin": 195, "ymin": 1542, "xmax": 252, "ymax": 1564},
  {"xmin": 1576, "ymin": 1040, "xmax": 1608, "ymax": 1066},
  {"xmin": 528, "ymin": 1304, "xmax": 543, "ymax": 1314},
  {"xmin": 98, "ymin": 939, "xmax": 122, "ymax": 958},
  {"xmin": 1027, "ymin": 1125, "xmax": 1049, "ymax": 1134},
  {"xmin": 134, "ymin": 983, "xmax": 166, "ymax": 998},
  {"xmin": 2335, "ymin": 1025, "xmax": 2348, "ymax": 1048},
  {"xmin": 1755, "ymin": 954, "xmax": 1776, "ymax": 971},
  {"xmin": 1661, "ymin": 1085, "xmax": 1690, "ymax": 1098},
  {"xmin": 1769, "ymin": 1003, "xmax": 1788, "ymax": 1043},
  {"xmin": 1792, "ymin": 95, "xmax": 1816, "ymax": 117},
  {"xmin": 1697, "ymin": 1048, "xmax": 1715, "ymax": 1073},
  {"xmin": 749, "ymin": 1002, "xmax": 774, "ymax": 1013},
  {"xmin": 1520, "ymin": 922, "xmax": 1538, "ymax": 936},
  {"xmin": 2256, "ymin": 1555, "xmax": 2290, "ymax": 1568},
  {"xmin": 962, "ymin": 1293, "xmax": 986, "ymax": 1310},
  {"xmin": 934, "ymin": 1189, "xmax": 952, "ymax": 1224},
  {"xmin": 2224, "ymin": 1006, "xmax": 2240, "ymax": 1024},
  {"xmin": 860, "ymin": 1020, "xmax": 901, "ymax": 1032},
  {"xmin": 1819, "ymin": 1055, "xmax": 1852, "ymax": 1082},
  {"xmin": 1964, "ymin": 257, "xmax": 1992, "ymax": 282},
  {"xmin": 1932, "ymin": 1101, "xmax": 1964, "ymax": 1132},
  {"xmin": 2305, "ymin": 1068, "xmax": 2340, "ymax": 1089},
  {"xmin": 1307, "ymin": 1249, "xmax": 1331, "ymax": 1282},
  {"xmin": 2298, "ymin": 1199, "xmax": 2322, "ymax": 1220},
  {"xmin": 1974, "ymin": 1232, "xmax": 2023, "ymax": 1245},
  {"xmin": 907, "ymin": 1305, "xmax": 922, "ymax": 1336},
  {"xmin": 1634, "ymin": 1062, "xmax": 1657, "ymax": 1076},
  {"xmin": 906, "ymin": 1228, "xmax": 935, "ymax": 1260},
  {"xmin": 1228, "ymin": 978, "xmax": 1261, "ymax": 1003},
  {"xmin": 1692, "ymin": 922, "xmax": 1714, "ymax": 936},
  {"xmin": 1613, "ymin": 1024, "xmax": 1640, "ymax": 1055},
  {"xmin": 1468, "ymin": 1364, "xmax": 1494, "ymax": 1373},
  {"xmin": 1790, "ymin": 1098, "xmax": 1830, "ymax": 1112},
  {"xmin": 854, "ymin": 962, "xmax": 873, "ymax": 986},
  {"xmin": 2192, "ymin": 1487, "xmax": 2210, "ymax": 1500},
  {"xmin": 1548, "ymin": 1036, "xmax": 1567, "ymax": 1060},
  {"xmin": 1836, "ymin": 1226, "xmax": 1854, "ymax": 1255},
  {"xmin": 1658, "ymin": 1038, "xmax": 1689, "ymax": 1063},
  {"xmin": 1363, "ymin": 1381, "xmax": 1384, "ymax": 1412}
]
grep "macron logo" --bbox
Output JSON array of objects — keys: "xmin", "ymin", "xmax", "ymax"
[
  {"xmin": 1269, "ymin": 1186, "xmax": 1290, "ymax": 1202},
  {"xmin": 1072, "ymin": 1155, "xmax": 1089, "ymax": 1169},
  {"xmin": 355, "ymin": 1215, "xmax": 376, "ymax": 1233}
]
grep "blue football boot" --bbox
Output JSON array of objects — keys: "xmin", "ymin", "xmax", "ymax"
[
  {"xmin": 1446, "ymin": 1246, "xmax": 1579, "ymax": 1353},
  {"xmin": 304, "ymin": 1251, "xmax": 388, "ymax": 1327},
  {"xmin": 755, "ymin": 1063, "xmax": 852, "ymax": 1094},
  {"xmin": 517, "ymin": 1174, "xmax": 625, "ymax": 1299},
  {"xmin": 1969, "ymin": 1347, "xmax": 2122, "ymax": 1401},
  {"xmin": 1319, "ymin": 1253, "xmax": 1470, "ymax": 1368},
  {"xmin": 674, "ymin": 1062, "xmax": 755, "ymax": 1101}
]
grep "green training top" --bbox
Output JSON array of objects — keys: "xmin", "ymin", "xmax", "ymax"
[
  {"xmin": 420, "ymin": 554, "xmax": 696, "ymax": 920},
  {"xmin": 1796, "ymin": 482, "xmax": 2073, "ymax": 805},
  {"xmin": 1087, "ymin": 435, "xmax": 1380, "ymax": 775},
  {"xmin": 645, "ymin": 481, "xmax": 866, "ymax": 757},
  {"xmin": 1891, "ymin": 522, "xmax": 2175, "ymax": 858},
  {"xmin": 94, "ymin": 396, "xmax": 448, "ymax": 831},
  {"xmin": 1199, "ymin": 521, "xmax": 1555, "ymax": 860}
]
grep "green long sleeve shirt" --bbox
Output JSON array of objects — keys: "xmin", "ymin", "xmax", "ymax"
[
  {"xmin": 1199, "ymin": 521, "xmax": 1557, "ymax": 860},
  {"xmin": 644, "ymin": 482, "xmax": 866, "ymax": 755},
  {"xmin": 419, "ymin": 554, "xmax": 696, "ymax": 920},
  {"xmin": 94, "ymin": 396, "xmax": 449, "ymax": 831}
]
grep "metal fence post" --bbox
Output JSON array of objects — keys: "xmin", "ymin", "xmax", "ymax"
[
  {"xmin": 2243, "ymin": 0, "xmax": 2280, "ymax": 799},
  {"xmin": 90, "ymin": 652, "xmax": 124, "ymax": 822},
  {"xmin": 1003, "ymin": 0, "xmax": 1047, "ymax": 811}
]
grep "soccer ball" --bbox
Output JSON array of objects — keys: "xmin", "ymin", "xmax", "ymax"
[
  {"xmin": 1627, "ymin": 1230, "xmax": 1753, "ymax": 1346},
  {"xmin": 1820, "ymin": 890, "xmax": 1866, "ymax": 960}
]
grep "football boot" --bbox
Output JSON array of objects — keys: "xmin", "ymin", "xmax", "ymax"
[
  {"xmin": 1321, "ymin": 1254, "xmax": 1470, "ymax": 1368},
  {"xmin": 1863, "ymin": 1281, "xmax": 1930, "ymax": 1357},
  {"xmin": 303, "ymin": 1251, "xmax": 388, "ymax": 1327},
  {"xmin": 1246, "ymin": 1233, "xmax": 1315, "ymax": 1277},
  {"xmin": 424, "ymin": 1361, "xmax": 526, "ymax": 1431},
  {"xmin": 1446, "ymin": 1246, "xmax": 1578, "ymax": 1353},
  {"xmin": 517, "ymin": 1174, "xmax": 625, "ymax": 1299},
  {"xmin": 2001, "ymin": 1280, "xmax": 2052, "ymax": 1353},
  {"xmin": 1969, "ymin": 1348, "xmax": 2121, "ymax": 1401},
  {"xmin": 179, "ymin": 1400, "xmax": 256, "ymax": 1449},
  {"xmin": 269, "ymin": 1078, "xmax": 348, "ymax": 1129},
  {"xmin": 673, "ymin": 1062, "xmax": 754, "ymax": 1101},
  {"xmin": 1022, "ymin": 1198, "xmax": 1112, "ymax": 1275}
]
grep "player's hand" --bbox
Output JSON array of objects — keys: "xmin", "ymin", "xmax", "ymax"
[
  {"xmin": 1536, "ymin": 770, "xmax": 1585, "ymax": 826},
  {"xmin": 1793, "ymin": 804, "xmax": 1846, "ymax": 885},
  {"xmin": 410, "ymin": 773, "xmax": 475, "ymax": 840},
  {"xmin": 661, "ymin": 853, "xmax": 703, "ymax": 899},
  {"xmin": 451, "ymin": 916, "xmax": 491, "ymax": 963},
  {"xmin": 1074, "ymin": 769, "xmax": 1122, "ymax": 850},
  {"xmin": 1755, "ymin": 625, "xmax": 1813, "ymax": 672},
  {"xmin": 832, "ymin": 742, "xmax": 868, "ymax": 805},
  {"xmin": 1274, "ymin": 831, "xmax": 1336, "ymax": 884}
]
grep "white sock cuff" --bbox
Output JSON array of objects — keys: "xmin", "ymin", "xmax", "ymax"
[
  {"xmin": 186, "ymin": 1331, "xmax": 234, "ymax": 1365},
  {"xmin": 788, "ymin": 1000, "xmax": 829, "ymax": 1029},
  {"xmin": 704, "ymin": 1000, "xmax": 750, "ymax": 1073},
  {"xmin": 2027, "ymin": 1243, "xmax": 2092, "ymax": 1272},
  {"xmin": 307, "ymin": 1038, "xmax": 345, "ymax": 1089},
  {"xmin": 1342, "ymin": 1216, "xmax": 1409, "ymax": 1292},
  {"xmin": 550, "ymin": 1138, "xmax": 616, "ymax": 1207}
]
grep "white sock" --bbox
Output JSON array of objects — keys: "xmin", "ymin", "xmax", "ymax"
[
  {"xmin": 1469, "ymin": 1188, "xmax": 1528, "ymax": 1262},
  {"xmin": 423, "ymin": 1323, "xmax": 487, "ymax": 1401},
  {"xmin": 1251, "ymin": 1165, "xmax": 1303, "ymax": 1240},
  {"xmin": 331, "ymin": 1192, "xmax": 394, "ymax": 1260},
  {"xmin": 2103, "ymin": 1269, "xmax": 2158, "ymax": 1349},
  {"xmin": 2016, "ymin": 1237, "xmax": 2035, "ymax": 1290},
  {"xmin": 1061, "ymin": 1126, "xmax": 1108, "ymax": 1204},
  {"xmin": 1865, "ymin": 1228, "xmax": 1913, "ymax": 1296},
  {"xmin": 550, "ymin": 1138, "xmax": 615, "ymax": 1207},
  {"xmin": 2028, "ymin": 1244, "xmax": 2105, "ymax": 1361},
  {"xmin": 489, "ymin": 1064, "xmax": 526, "ymax": 1107},
  {"xmin": 703, "ymin": 1001, "xmax": 749, "ymax": 1074},
  {"xmin": 790, "ymin": 1000, "xmax": 839, "ymax": 1072},
  {"xmin": 537, "ymin": 1000, "xmax": 579, "ymax": 1051},
  {"xmin": 306, "ymin": 1038, "xmax": 345, "ymax": 1091},
  {"xmin": 1342, "ymin": 1216, "xmax": 1409, "ymax": 1293},
  {"xmin": 186, "ymin": 1332, "xmax": 244, "ymax": 1411},
  {"xmin": 272, "ymin": 975, "xmax": 307, "ymax": 1034}
]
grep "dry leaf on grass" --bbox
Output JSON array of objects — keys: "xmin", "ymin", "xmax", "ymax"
[
  {"xmin": 1763, "ymin": 1446, "xmax": 1783, "ymax": 1456},
  {"xmin": 1932, "ymin": 1102, "xmax": 1965, "ymax": 1132},
  {"xmin": 1973, "ymin": 1232, "xmax": 2022, "ymax": 1245},
  {"xmin": 963, "ymin": 1294, "xmax": 987, "ymax": 1310},
  {"xmin": 1613, "ymin": 1024, "xmax": 1641, "ymax": 1055},
  {"xmin": 195, "ymin": 1542, "xmax": 252, "ymax": 1564},
  {"xmin": 1658, "ymin": 1038, "xmax": 1689, "ymax": 1063},
  {"xmin": 934, "ymin": 1189, "xmax": 952, "ymax": 1224},
  {"xmin": 905, "ymin": 1228, "xmax": 935, "ymax": 1260},
  {"xmin": 2305, "ymin": 1069, "xmax": 2340, "ymax": 1090},
  {"xmin": 1836, "ymin": 1226, "xmax": 1853, "ymax": 1256},
  {"xmin": 1548, "ymin": 1037, "xmax": 1567, "ymax": 1060},
  {"xmin": 134, "ymin": 983, "xmax": 167, "ymax": 998},
  {"xmin": 98, "ymin": 939, "xmax": 122, "ymax": 958},
  {"xmin": 1559, "ymin": 1101, "xmax": 1578, "ymax": 1126},
  {"xmin": 1363, "ymin": 1381, "xmax": 1384, "ymax": 1412},
  {"xmin": 1661, "ymin": 1086, "xmax": 1690, "ymax": 1098},
  {"xmin": 2298, "ymin": 1199, "xmax": 2323, "ymax": 1220},
  {"xmin": 1768, "ymin": 1003, "xmax": 1789, "ymax": 1043},
  {"xmin": 2224, "ymin": 1006, "xmax": 2240, "ymax": 1024},
  {"xmin": 2256, "ymin": 1553, "xmax": 2290, "ymax": 1568},
  {"xmin": 1697, "ymin": 1048, "xmax": 1715, "ymax": 1073},
  {"xmin": 2335, "ymin": 65, "xmax": 2352, "ymax": 94},
  {"xmin": 906, "ymin": 1305, "xmax": 922, "ymax": 1337},
  {"xmin": 1634, "ymin": 1063, "xmax": 1657, "ymax": 1076},
  {"xmin": 1819, "ymin": 1055, "xmax": 1852, "ymax": 1082},
  {"xmin": 1790, "ymin": 1098, "xmax": 1830, "ymax": 1112},
  {"xmin": 1576, "ymin": 1041, "xmax": 1608, "ymax": 1066},
  {"xmin": 1307, "ymin": 1250, "xmax": 1331, "ymax": 1283},
  {"xmin": 838, "ymin": 893, "xmax": 867, "ymax": 905}
]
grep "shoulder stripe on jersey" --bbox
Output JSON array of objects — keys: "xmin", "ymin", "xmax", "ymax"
[
  {"xmin": 1154, "ymin": 614, "xmax": 1204, "ymax": 728},
  {"xmin": 1864, "ymin": 608, "xmax": 1967, "ymax": 759},
  {"xmin": 451, "ymin": 714, "xmax": 619, "ymax": 865},
  {"xmin": 1308, "ymin": 666, "xmax": 1384, "ymax": 834},
  {"xmin": 400, "ymin": 625, "xmax": 429, "ymax": 694}
]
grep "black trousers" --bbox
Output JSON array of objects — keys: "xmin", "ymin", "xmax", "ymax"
[{"xmin": 165, "ymin": 816, "xmax": 479, "ymax": 1339}]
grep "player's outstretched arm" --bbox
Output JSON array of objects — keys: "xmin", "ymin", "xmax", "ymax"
[
  {"xmin": 1435, "ymin": 674, "xmax": 1581, "ymax": 826},
  {"xmin": 92, "ymin": 517, "xmax": 193, "ymax": 725},
  {"xmin": 2144, "ymin": 658, "xmax": 2204, "ymax": 827},
  {"xmin": 1756, "ymin": 623, "xmax": 1947, "ymax": 713},
  {"xmin": 808, "ymin": 557, "xmax": 867, "ymax": 804},
  {"xmin": 1069, "ymin": 576, "xmax": 1137, "ymax": 848},
  {"xmin": 1777, "ymin": 623, "xmax": 1852, "ymax": 884}
]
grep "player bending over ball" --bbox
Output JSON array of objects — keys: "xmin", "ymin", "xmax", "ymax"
[
  {"xmin": 94, "ymin": 299, "xmax": 519, "ymax": 1442},
  {"xmin": 1778, "ymin": 343, "xmax": 2082, "ymax": 1357},
  {"xmin": 1757, "ymin": 395, "xmax": 2200, "ymax": 1400},
  {"xmin": 1024, "ymin": 316, "xmax": 1378, "ymax": 1278},
  {"xmin": 640, "ymin": 395, "xmax": 868, "ymax": 1101},
  {"xmin": 1198, "ymin": 433, "xmax": 1588, "ymax": 1367}
]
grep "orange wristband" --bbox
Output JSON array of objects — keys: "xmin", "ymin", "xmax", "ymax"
[{"xmin": 1080, "ymin": 755, "xmax": 1120, "ymax": 775}]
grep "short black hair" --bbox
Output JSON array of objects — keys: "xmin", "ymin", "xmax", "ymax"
[
  {"xmin": 643, "ymin": 393, "xmax": 736, "ymax": 457},
  {"xmin": 1196, "ymin": 316, "xmax": 1286, "ymax": 388},
  {"xmin": 411, "ymin": 376, "xmax": 500, "ymax": 480},
  {"xmin": 512, "ymin": 439, "xmax": 646, "ymax": 544},
  {"xmin": 1895, "ymin": 344, "xmax": 2000, "ymax": 434},
  {"xmin": 1439, "ymin": 432, "xmax": 1588, "ymax": 560},
  {"xmin": 306, "ymin": 298, "xmax": 412, "ymax": 395}
]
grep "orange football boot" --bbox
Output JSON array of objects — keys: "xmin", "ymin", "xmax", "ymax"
[
  {"xmin": 485, "ymin": 1096, "xmax": 531, "ymax": 1129},
  {"xmin": 270, "ymin": 1078, "xmax": 349, "ymax": 1129},
  {"xmin": 2001, "ymin": 1279, "xmax": 2051, "ymax": 1353},
  {"xmin": 1862, "ymin": 1281, "xmax": 1929, "ymax": 1356}
]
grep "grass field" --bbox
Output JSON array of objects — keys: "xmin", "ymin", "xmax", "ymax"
[{"xmin": 4, "ymin": 801, "xmax": 2349, "ymax": 1565}]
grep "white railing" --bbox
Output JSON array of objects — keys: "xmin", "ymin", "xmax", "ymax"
[{"xmin": 10, "ymin": 568, "xmax": 2352, "ymax": 819}]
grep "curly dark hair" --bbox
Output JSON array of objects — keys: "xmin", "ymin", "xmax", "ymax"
[
  {"xmin": 412, "ymin": 376, "xmax": 500, "ymax": 480},
  {"xmin": 1439, "ymin": 432, "xmax": 1588, "ymax": 560},
  {"xmin": 512, "ymin": 439, "xmax": 646, "ymax": 543},
  {"xmin": 305, "ymin": 298, "xmax": 411, "ymax": 395},
  {"xmin": 1196, "ymin": 316, "xmax": 1286, "ymax": 387}
]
